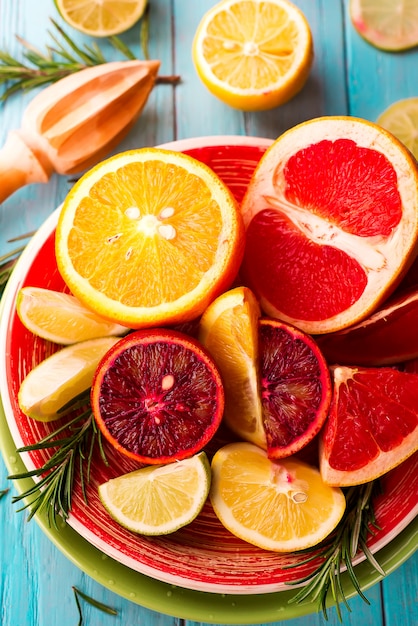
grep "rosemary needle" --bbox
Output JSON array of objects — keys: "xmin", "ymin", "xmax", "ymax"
[
  {"xmin": 72, "ymin": 587, "xmax": 118, "ymax": 625},
  {"xmin": 0, "ymin": 18, "xmax": 180, "ymax": 102},
  {"xmin": 8, "ymin": 395, "xmax": 109, "ymax": 529},
  {"xmin": 285, "ymin": 480, "xmax": 385, "ymax": 621}
]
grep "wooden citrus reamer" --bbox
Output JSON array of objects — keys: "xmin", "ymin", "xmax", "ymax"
[{"xmin": 0, "ymin": 59, "xmax": 160, "ymax": 203}]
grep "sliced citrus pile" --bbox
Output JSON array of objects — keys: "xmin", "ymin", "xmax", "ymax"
[
  {"xmin": 55, "ymin": 0, "xmax": 148, "ymax": 37},
  {"xmin": 350, "ymin": 0, "xmax": 418, "ymax": 51},
  {"xmin": 18, "ymin": 336, "xmax": 120, "ymax": 421},
  {"xmin": 258, "ymin": 318, "xmax": 331, "ymax": 458},
  {"xmin": 192, "ymin": 0, "xmax": 313, "ymax": 111},
  {"xmin": 320, "ymin": 366, "xmax": 418, "ymax": 486},
  {"xmin": 99, "ymin": 451, "xmax": 211, "ymax": 535},
  {"xmin": 91, "ymin": 328, "xmax": 224, "ymax": 464},
  {"xmin": 241, "ymin": 116, "xmax": 418, "ymax": 334},
  {"xmin": 55, "ymin": 148, "xmax": 244, "ymax": 329},
  {"xmin": 210, "ymin": 442, "xmax": 346, "ymax": 551},
  {"xmin": 377, "ymin": 98, "xmax": 418, "ymax": 160},
  {"xmin": 198, "ymin": 286, "xmax": 266, "ymax": 448},
  {"xmin": 17, "ymin": 286, "xmax": 127, "ymax": 345}
]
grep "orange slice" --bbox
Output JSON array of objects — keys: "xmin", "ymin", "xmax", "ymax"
[
  {"xmin": 192, "ymin": 0, "xmax": 313, "ymax": 111},
  {"xmin": 241, "ymin": 116, "xmax": 418, "ymax": 334},
  {"xmin": 210, "ymin": 442, "xmax": 346, "ymax": 552},
  {"xmin": 320, "ymin": 366, "xmax": 418, "ymax": 486},
  {"xmin": 55, "ymin": 148, "xmax": 244, "ymax": 329},
  {"xmin": 199, "ymin": 286, "xmax": 266, "ymax": 448}
]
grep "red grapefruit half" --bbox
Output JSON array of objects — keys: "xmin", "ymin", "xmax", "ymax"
[
  {"xmin": 320, "ymin": 365, "xmax": 418, "ymax": 486},
  {"xmin": 240, "ymin": 116, "xmax": 418, "ymax": 334},
  {"xmin": 91, "ymin": 329, "xmax": 225, "ymax": 465}
]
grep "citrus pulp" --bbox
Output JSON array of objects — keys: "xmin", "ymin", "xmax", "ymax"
[
  {"xmin": 99, "ymin": 451, "xmax": 211, "ymax": 535},
  {"xmin": 210, "ymin": 442, "xmax": 346, "ymax": 551},
  {"xmin": 241, "ymin": 116, "xmax": 418, "ymax": 334},
  {"xmin": 320, "ymin": 366, "xmax": 418, "ymax": 486},
  {"xmin": 198, "ymin": 286, "xmax": 266, "ymax": 448},
  {"xmin": 350, "ymin": 0, "xmax": 418, "ymax": 51},
  {"xmin": 18, "ymin": 336, "xmax": 120, "ymax": 421},
  {"xmin": 377, "ymin": 98, "xmax": 418, "ymax": 160},
  {"xmin": 55, "ymin": 0, "xmax": 148, "ymax": 37},
  {"xmin": 16, "ymin": 286, "xmax": 127, "ymax": 345},
  {"xmin": 91, "ymin": 328, "xmax": 224, "ymax": 464},
  {"xmin": 55, "ymin": 148, "xmax": 244, "ymax": 329},
  {"xmin": 192, "ymin": 0, "xmax": 313, "ymax": 111},
  {"xmin": 259, "ymin": 318, "xmax": 331, "ymax": 459}
]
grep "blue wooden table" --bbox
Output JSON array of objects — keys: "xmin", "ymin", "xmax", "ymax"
[{"xmin": 0, "ymin": 1, "xmax": 417, "ymax": 625}]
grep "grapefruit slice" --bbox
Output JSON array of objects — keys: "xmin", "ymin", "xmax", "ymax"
[
  {"xmin": 91, "ymin": 328, "xmax": 224, "ymax": 465},
  {"xmin": 320, "ymin": 366, "xmax": 418, "ymax": 486},
  {"xmin": 317, "ymin": 286, "xmax": 418, "ymax": 366},
  {"xmin": 240, "ymin": 116, "xmax": 418, "ymax": 334}
]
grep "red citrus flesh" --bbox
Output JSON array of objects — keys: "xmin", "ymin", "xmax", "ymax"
[
  {"xmin": 259, "ymin": 318, "xmax": 332, "ymax": 459},
  {"xmin": 320, "ymin": 366, "xmax": 418, "ymax": 486},
  {"xmin": 91, "ymin": 329, "xmax": 225, "ymax": 464},
  {"xmin": 316, "ymin": 286, "xmax": 418, "ymax": 366},
  {"xmin": 240, "ymin": 116, "xmax": 418, "ymax": 334}
]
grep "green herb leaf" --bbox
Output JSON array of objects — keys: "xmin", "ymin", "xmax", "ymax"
[
  {"xmin": 72, "ymin": 586, "xmax": 118, "ymax": 625},
  {"xmin": 0, "ymin": 488, "xmax": 9, "ymax": 500},
  {"xmin": 285, "ymin": 480, "xmax": 384, "ymax": 622},
  {"xmin": 8, "ymin": 394, "xmax": 108, "ymax": 528}
]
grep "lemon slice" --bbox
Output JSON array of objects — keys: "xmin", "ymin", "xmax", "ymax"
[
  {"xmin": 55, "ymin": 0, "xmax": 148, "ymax": 37},
  {"xmin": 18, "ymin": 336, "xmax": 120, "ymax": 421},
  {"xmin": 210, "ymin": 442, "xmax": 346, "ymax": 552},
  {"xmin": 199, "ymin": 286, "xmax": 266, "ymax": 448},
  {"xmin": 192, "ymin": 0, "xmax": 313, "ymax": 111},
  {"xmin": 350, "ymin": 0, "xmax": 418, "ymax": 51},
  {"xmin": 98, "ymin": 451, "xmax": 211, "ymax": 535},
  {"xmin": 17, "ymin": 287, "xmax": 128, "ymax": 345},
  {"xmin": 377, "ymin": 98, "xmax": 418, "ymax": 160}
]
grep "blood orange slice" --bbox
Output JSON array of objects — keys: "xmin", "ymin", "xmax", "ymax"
[
  {"xmin": 259, "ymin": 318, "xmax": 331, "ymax": 459},
  {"xmin": 240, "ymin": 116, "xmax": 418, "ymax": 334},
  {"xmin": 320, "ymin": 366, "xmax": 418, "ymax": 486},
  {"xmin": 91, "ymin": 329, "xmax": 224, "ymax": 464}
]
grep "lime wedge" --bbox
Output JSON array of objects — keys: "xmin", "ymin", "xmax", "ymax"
[
  {"xmin": 18, "ymin": 336, "xmax": 120, "ymax": 421},
  {"xmin": 377, "ymin": 98, "xmax": 418, "ymax": 160},
  {"xmin": 98, "ymin": 452, "xmax": 211, "ymax": 535},
  {"xmin": 17, "ymin": 287, "xmax": 127, "ymax": 345}
]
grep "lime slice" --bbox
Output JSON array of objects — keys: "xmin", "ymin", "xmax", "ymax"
[
  {"xmin": 377, "ymin": 98, "xmax": 418, "ymax": 160},
  {"xmin": 350, "ymin": 0, "xmax": 418, "ymax": 51},
  {"xmin": 17, "ymin": 287, "xmax": 128, "ymax": 345},
  {"xmin": 18, "ymin": 336, "xmax": 120, "ymax": 421},
  {"xmin": 98, "ymin": 451, "xmax": 211, "ymax": 535},
  {"xmin": 55, "ymin": 0, "xmax": 148, "ymax": 37}
]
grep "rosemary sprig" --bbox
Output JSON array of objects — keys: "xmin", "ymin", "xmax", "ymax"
[
  {"xmin": 0, "ymin": 18, "xmax": 180, "ymax": 102},
  {"xmin": 8, "ymin": 393, "xmax": 109, "ymax": 529},
  {"xmin": 0, "ymin": 488, "xmax": 9, "ymax": 500},
  {"xmin": 72, "ymin": 586, "xmax": 118, "ymax": 625},
  {"xmin": 286, "ymin": 480, "xmax": 385, "ymax": 621}
]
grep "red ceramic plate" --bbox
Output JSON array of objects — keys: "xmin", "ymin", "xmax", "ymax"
[{"xmin": 0, "ymin": 136, "xmax": 417, "ymax": 594}]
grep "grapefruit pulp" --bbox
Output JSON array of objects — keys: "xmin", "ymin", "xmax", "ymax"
[
  {"xmin": 320, "ymin": 365, "xmax": 418, "ymax": 486},
  {"xmin": 91, "ymin": 329, "xmax": 225, "ymax": 464},
  {"xmin": 240, "ymin": 116, "xmax": 418, "ymax": 334}
]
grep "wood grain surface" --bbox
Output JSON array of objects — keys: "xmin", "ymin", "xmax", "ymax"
[{"xmin": 0, "ymin": 1, "xmax": 417, "ymax": 625}]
